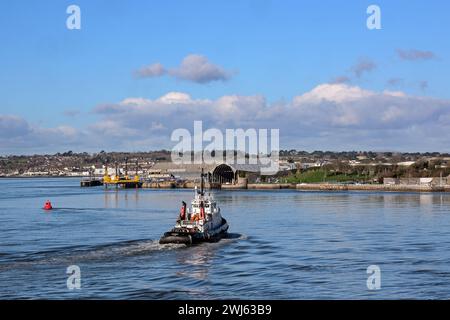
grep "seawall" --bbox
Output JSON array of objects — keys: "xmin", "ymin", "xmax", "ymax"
[
  {"xmin": 141, "ymin": 181, "xmax": 450, "ymax": 192},
  {"xmin": 295, "ymin": 183, "xmax": 450, "ymax": 192}
]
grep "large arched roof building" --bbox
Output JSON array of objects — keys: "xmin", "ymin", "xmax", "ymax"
[{"xmin": 149, "ymin": 162, "xmax": 265, "ymax": 184}]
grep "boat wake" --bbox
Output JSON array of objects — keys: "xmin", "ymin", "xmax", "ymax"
[
  {"xmin": 0, "ymin": 239, "xmax": 183, "ymax": 271},
  {"xmin": 0, "ymin": 234, "xmax": 246, "ymax": 272},
  {"xmin": 224, "ymin": 233, "xmax": 246, "ymax": 241}
]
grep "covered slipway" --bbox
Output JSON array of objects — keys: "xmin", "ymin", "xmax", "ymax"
[{"xmin": 210, "ymin": 163, "xmax": 263, "ymax": 184}]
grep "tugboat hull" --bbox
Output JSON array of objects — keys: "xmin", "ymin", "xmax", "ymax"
[{"xmin": 159, "ymin": 234, "xmax": 193, "ymax": 245}]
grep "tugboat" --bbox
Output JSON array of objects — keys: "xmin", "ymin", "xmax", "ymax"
[{"xmin": 159, "ymin": 170, "xmax": 229, "ymax": 245}]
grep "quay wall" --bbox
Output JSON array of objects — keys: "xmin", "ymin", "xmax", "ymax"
[
  {"xmin": 141, "ymin": 181, "xmax": 450, "ymax": 192},
  {"xmin": 295, "ymin": 184, "xmax": 450, "ymax": 192}
]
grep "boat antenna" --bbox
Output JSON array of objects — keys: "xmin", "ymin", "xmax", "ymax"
[
  {"xmin": 200, "ymin": 167, "xmax": 205, "ymax": 196},
  {"xmin": 199, "ymin": 150, "xmax": 206, "ymax": 195}
]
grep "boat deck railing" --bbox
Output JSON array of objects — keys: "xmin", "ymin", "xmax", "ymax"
[{"xmin": 179, "ymin": 220, "xmax": 203, "ymax": 227}]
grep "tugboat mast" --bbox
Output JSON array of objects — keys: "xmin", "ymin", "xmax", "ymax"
[
  {"xmin": 199, "ymin": 151, "xmax": 206, "ymax": 196},
  {"xmin": 200, "ymin": 167, "xmax": 206, "ymax": 196}
]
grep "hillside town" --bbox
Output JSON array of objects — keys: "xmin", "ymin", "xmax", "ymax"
[{"xmin": 1, "ymin": 150, "xmax": 450, "ymax": 187}]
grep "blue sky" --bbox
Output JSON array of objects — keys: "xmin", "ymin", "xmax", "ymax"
[{"xmin": 0, "ymin": 0, "xmax": 450, "ymax": 154}]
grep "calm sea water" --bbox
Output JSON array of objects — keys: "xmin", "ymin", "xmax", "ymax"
[{"xmin": 0, "ymin": 178, "xmax": 450, "ymax": 299}]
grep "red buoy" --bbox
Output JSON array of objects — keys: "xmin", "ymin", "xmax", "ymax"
[{"xmin": 43, "ymin": 200, "xmax": 53, "ymax": 210}]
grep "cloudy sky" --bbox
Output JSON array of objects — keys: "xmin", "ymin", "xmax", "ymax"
[{"xmin": 1, "ymin": 0, "xmax": 450, "ymax": 154}]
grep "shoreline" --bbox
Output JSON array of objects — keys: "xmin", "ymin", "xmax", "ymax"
[
  {"xmin": 2, "ymin": 176, "xmax": 450, "ymax": 192},
  {"xmin": 0, "ymin": 176, "xmax": 85, "ymax": 179}
]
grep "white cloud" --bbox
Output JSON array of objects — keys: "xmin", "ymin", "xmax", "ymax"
[
  {"xmin": 288, "ymin": 84, "xmax": 448, "ymax": 131},
  {"xmin": 134, "ymin": 54, "xmax": 233, "ymax": 84},
  {"xmin": 0, "ymin": 115, "xmax": 82, "ymax": 154},
  {"xmin": 0, "ymin": 115, "xmax": 31, "ymax": 138},
  {"xmin": 168, "ymin": 54, "xmax": 231, "ymax": 83},
  {"xmin": 3, "ymin": 84, "xmax": 450, "ymax": 153},
  {"xmin": 134, "ymin": 63, "xmax": 166, "ymax": 78},
  {"xmin": 293, "ymin": 83, "xmax": 374, "ymax": 104},
  {"xmin": 157, "ymin": 92, "xmax": 194, "ymax": 104},
  {"xmin": 87, "ymin": 83, "xmax": 450, "ymax": 151}
]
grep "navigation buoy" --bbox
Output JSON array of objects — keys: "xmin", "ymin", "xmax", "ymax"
[{"xmin": 43, "ymin": 200, "xmax": 53, "ymax": 210}]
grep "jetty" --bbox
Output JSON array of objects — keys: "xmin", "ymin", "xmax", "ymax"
[{"xmin": 80, "ymin": 178, "xmax": 103, "ymax": 187}]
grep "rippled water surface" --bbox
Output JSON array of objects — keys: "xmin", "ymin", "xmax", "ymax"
[{"xmin": 1, "ymin": 178, "xmax": 450, "ymax": 299}]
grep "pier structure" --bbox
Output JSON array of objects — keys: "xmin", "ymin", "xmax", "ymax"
[
  {"xmin": 80, "ymin": 179, "xmax": 103, "ymax": 187},
  {"xmin": 80, "ymin": 166, "xmax": 103, "ymax": 187}
]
